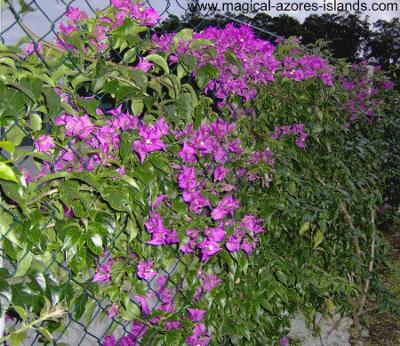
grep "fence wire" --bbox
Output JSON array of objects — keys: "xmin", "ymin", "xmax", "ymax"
[{"xmin": 0, "ymin": 1, "xmax": 291, "ymax": 345}]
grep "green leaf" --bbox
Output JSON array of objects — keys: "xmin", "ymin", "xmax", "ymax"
[
  {"xmin": 5, "ymin": 126, "xmax": 26, "ymax": 146},
  {"xmin": 14, "ymin": 305, "xmax": 28, "ymax": 321},
  {"xmin": 82, "ymin": 300, "xmax": 97, "ymax": 325},
  {"xmin": 131, "ymin": 98, "xmax": 144, "ymax": 114},
  {"xmin": 0, "ymin": 141, "xmax": 15, "ymax": 154},
  {"xmin": 87, "ymin": 231, "xmax": 103, "ymax": 256},
  {"xmin": 0, "ymin": 279, "xmax": 12, "ymax": 316},
  {"xmin": 0, "ymin": 162, "xmax": 19, "ymax": 183},
  {"xmin": 314, "ymin": 229, "xmax": 324, "ymax": 249},
  {"xmin": 33, "ymin": 272, "xmax": 46, "ymax": 292},
  {"xmin": 127, "ymin": 216, "xmax": 138, "ymax": 242},
  {"xmin": 18, "ymin": 0, "xmax": 35, "ymax": 13},
  {"xmin": 73, "ymin": 294, "xmax": 88, "ymax": 320},
  {"xmin": 145, "ymin": 54, "xmax": 169, "ymax": 75},
  {"xmin": 14, "ymin": 252, "xmax": 32, "ymax": 277},
  {"xmin": 100, "ymin": 185, "xmax": 131, "ymax": 212},
  {"xmin": 141, "ymin": 328, "xmax": 158, "ymax": 345},
  {"xmin": 0, "ymin": 57, "xmax": 16, "ymax": 70},
  {"xmin": 77, "ymin": 96, "xmax": 100, "ymax": 117},
  {"xmin": 123, "ymin": 48, "xmax": 137, "ymax": 64},
  {"xmin": 196, "ymin": 64, "xmax": 219, "ymax": 88},
  {"xmin": 299, "ymin": 221, "xmax": 311, "ymax": 235},
  {"xmin": 38, "ymin": 327, "xmax": 52, "ymax": 342},
  {"xmin": 189, "ymin": 38, "xmax": 215, "ymax": 49},
  {"xmin": 10, "ymin": 331, "xmax": 26, "ymax": 346},
  {"xmin": 6, "ymin": 81, "xmax": 36, "ymax": 102},
  {"xmin": 30, "ymin": 113, "xmax": 42, "ymax": 131},
  {"xmin": 174, "ymin": 29, "xmax": 193, "ymax": 43},
  {"xmin": 120, "ymin": 300, "xmax": 141, "ymax": 321},
  {"xmin": 43, "ymin": 87, "xmax": 61, "ymax": 118}
]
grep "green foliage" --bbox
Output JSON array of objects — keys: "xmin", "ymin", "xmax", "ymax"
[{"xmin": 0, "ymin": 8, "xmax": 398, "ymax": 346}]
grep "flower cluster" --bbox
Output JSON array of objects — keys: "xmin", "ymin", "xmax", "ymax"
[
  {"xmin": 35, "ymin": 105, "xmax": 169, "ymax": 178},
  {"xmin": 133, "ymin": 118, "xmax": 169, "ymax": 163},
  {"xmin": 57, "ymin": 1, "xmax": 159, "ymax": 52},
  {"xmin": 111, "ymin": 0, "xmax": 160, "ymax": 26},
  {"xmin": 339, "ymin": 63, "xmax": 394, "ymax": 127},
  {"xmin": 151, "ymin": 24, "xmax": 334, "ymax": 105},
  {"xmin": 282, "ymin": 54, "xmax": 334, "ymax": 86},
  {"xmin": 92, "ymin": 257, "xmax": 113, "ymax": 283},
  {"xmin": 272, "ymin": 124, "xmax": 309, "ymax": 148},
  {"xmin": 144, "ymin": 211, "xmax": 178, "ymax": 246}
]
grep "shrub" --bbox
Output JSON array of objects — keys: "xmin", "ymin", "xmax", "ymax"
[{"xmin": 0, "ymin": 2, "xmax": 398, "ymax": 345}]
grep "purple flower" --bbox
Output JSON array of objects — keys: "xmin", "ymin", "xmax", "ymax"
[
  {"xmin": 180, "ymin": 229, "xmax": 199, "ymax": 254},
  {"xmin": 132, "ymin": 3, "xmax": 160, "ymax": 26},
  {"xmin": 107, "ymin": 304, "xmax": 119, "ymax": 319},
  {"xmin": 166, "ymin": 320, "xmax": 181, "ymax": 330},
  {"xmin": 55, "ymin": 114, "xmax": 93, "ymax": 140},
  {"xmin": 25, "ymin": 42, "xmax": 43, "ymax": 55},
  {"xmin": 92, "ymin": 258, "xmax": 113, "ymax": 283},
  {"xmin": 145, "ymin": 212, "xmax": 178, "ymax": 246},
  {"xmin": 187, "ymin": 308, "xmax": 206, "ymax": 322},
  {"xmin": 96, "ymin": 125, "xmax": 120, "ymax": 153},
  {"xmin": 210, "ymin": 118, "xmax": 235, "ymax": 138},
  {"xmin": 180, "ymin": 239, "xmax": 197, "ymax": 254},
  {"xmin": 382, "ymin": 80, "xmax": 394, "ymax": 90},
  {"xmin": 183, "ymin": 191, "xmax": 210, "ymax": 214},
  {"xmin": 131, "ymin": 320, "xmax": 148, "ymax": 338},
  {"xmin": 149, "ymin": 228, "xmax": 178, "ymax": 245},
  {"xmin": 111, "ymin": 0, "xmax": 131, "ymax": 10},
  {"xmin": 149, "ymin": 316, "xmax": 162, "ymax": 325},
  {"xmin": 241, "ymin": 239, "xmax": 255, "ymax": 256},
  {"xmin": 137, "ymin": 260, "xmax": 156, "ymax": 281},
  {"xmin": 178, "ymin": 166, "xmax": 198, "ymax": 191},
  {"xmin": 34, "ymin": 135, "xmax": 55, "ymax": 152},
  {"xmin": 117, "ymin": 166, "xmax": 126, "ymax": 176},
  {"xmin": 135, "ymin": 57, "xmax": 153, "ymax": 72},
  {"xmin": 110, "ymin": 109, "xmax": 139, "ymax": 131},
  {"xmin": 240, "ymin": 215, "xmax": 264, "ymax": 234},
  {"xmin": 213, "ymin": 145, "xmax": 227, "ymax": 163},
  {"xmin": 211, "ymin": 194, "xmax": 240, "ymax": 220},
  {"xmin": 186, "ymin": 323, "xmax": 210, "ymax": 346},
  {"xmin": 145, "ymin": 211, "xmax": 164, "ymax": 234},
  {"xmin": 133, "ymin": 119, "xmax": 168, "ymax": 163},
  {"xmin": 279, "ymin": 337, "xmax": 290, "ymax": 346},
  {"xmin": 156, "ymin": 274, "xmax": 168, "ymax": 289},
  {"xmin": 226, "ymin": 233, "xmax": 242, "ymax": 252},
  {"xmin": 272, "ymin": 124, "xmax": 308, "ymax": 149},
  {"xmin": 179, "ymin": 142, "xmax": 197, "ymax": 163},
  {"xmin": 146, "ymin": 229, "xmax": 168, "ymax": 246},
  {"xmin": 201, "ymin": 273, "xmax": 221, "ymax": 292},
  {"xmin": 135, "ymin": 294, "xmax": 151, "ymax": 316},
  {"xmin": 192, "ymin": 131, "xmax": 215, "ymax": 153},
  {"xmin": 214, "ymin": 166, "xmax": 227, "ymax": 181},
  {"xmin": 66, "ymin": 6, "xmax": 87, "ymax": 22},
  {"xmin": 103, "ymin": 335, "xmax": 117, "ymax": 346},
  {"xmin": 204, "ymin": 223, "xmax": 225, "ymax": 242},
  {"xmin": 119, "ymin": 335, "xmax": 136, "ymax": 346},
  {"xmin": 152, "ymin": 194, "xmax": 167, "ymax": 209},
  {"xmin": 197, "ymin": 239, "xmax": 221, "ymax": 261},
  {"xmin": 229, "ymin": 138, "xmax": 242, "ymax": 154}
]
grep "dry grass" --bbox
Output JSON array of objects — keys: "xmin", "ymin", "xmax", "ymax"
[{"xmin": 363, "ymin": 231, "xmax": 400, "ymax": 346}]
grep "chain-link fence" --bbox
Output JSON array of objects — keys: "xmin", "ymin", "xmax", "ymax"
[{"xmin": 0, "ymin": 1, "xmax": 293, "ymax": 345}]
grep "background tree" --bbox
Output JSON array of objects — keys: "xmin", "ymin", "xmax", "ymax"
[
  {"xmin": 301, "ymin": 13, "xmax": 370, "ymax": 61},
  {"xmin": 368, "ymin": 18, "xmax": 400, "ymax": 77}
]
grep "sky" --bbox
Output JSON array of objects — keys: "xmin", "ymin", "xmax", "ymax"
[{"xmin": 0, "ymin": 0, "xmax": 398, "ymax": 44}]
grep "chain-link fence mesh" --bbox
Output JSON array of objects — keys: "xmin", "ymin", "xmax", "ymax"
[{"xmin": 0, "ymin": 1, "xmax": 295, "ymax": 345}]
